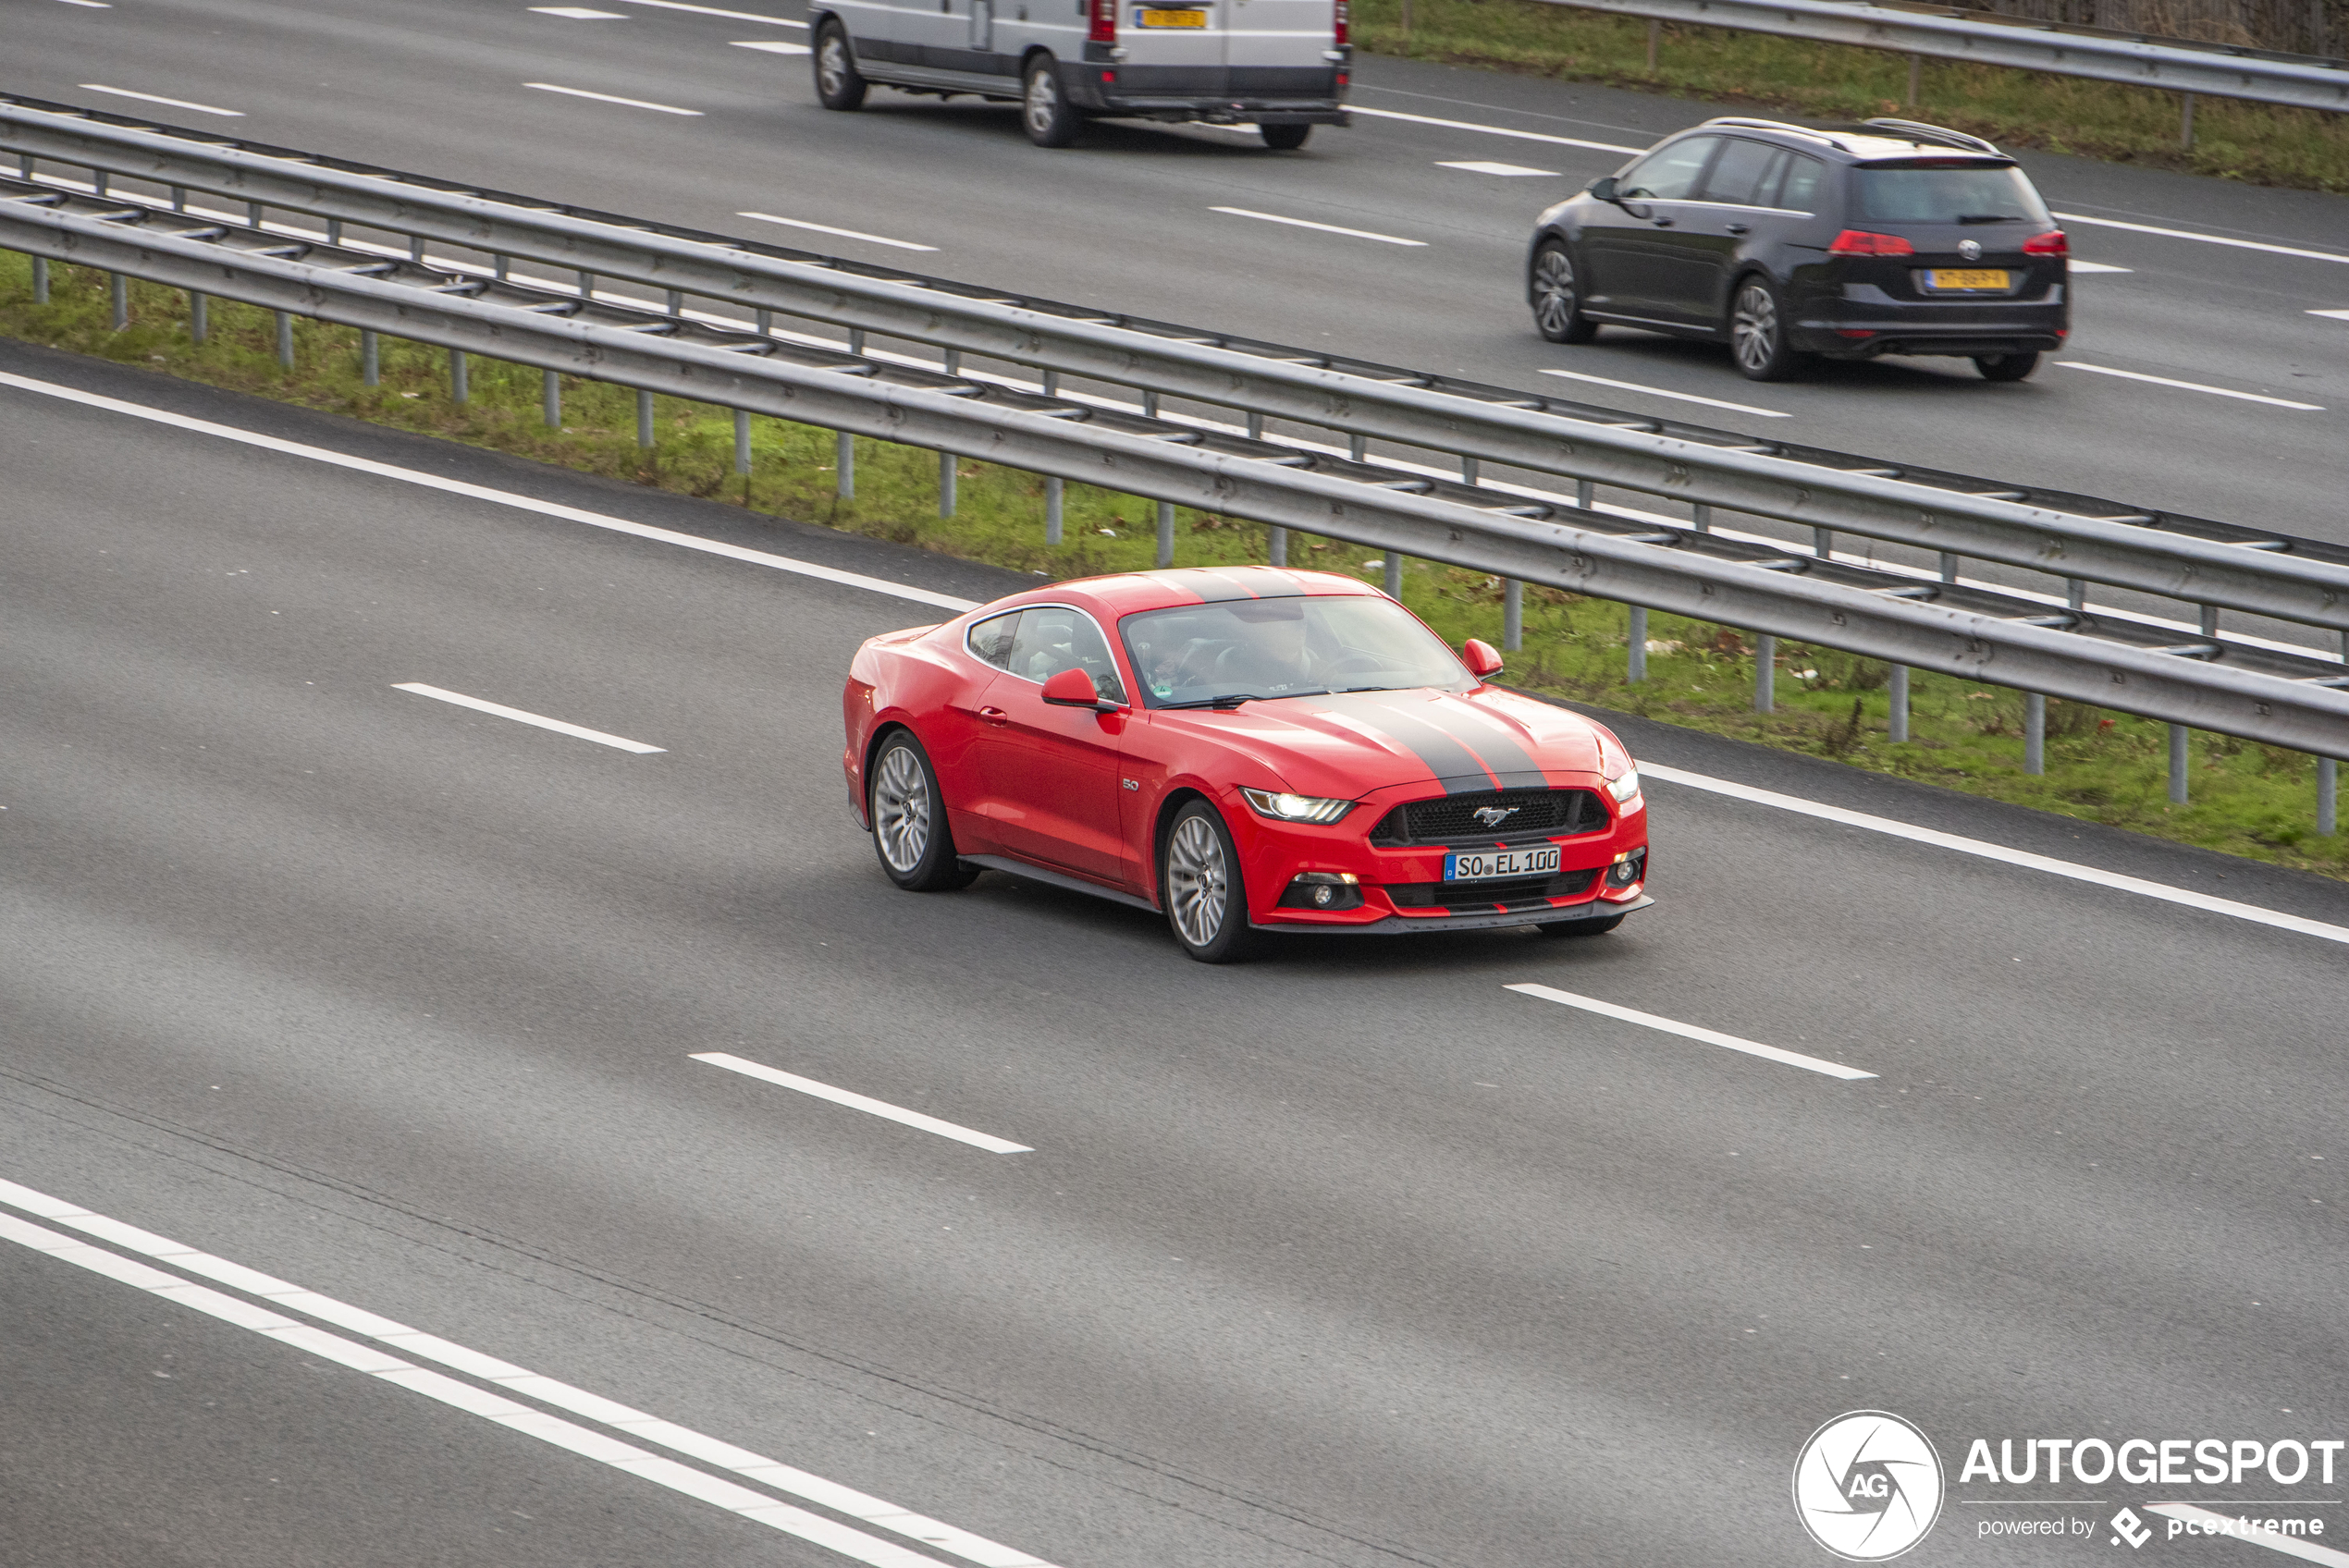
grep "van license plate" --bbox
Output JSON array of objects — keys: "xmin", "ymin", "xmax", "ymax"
[
  {"xmin": 1138, "ymin": 6, "xmax": 1207, "ymax": 23},
  {"xmin": 1925, "ymin": 268, "xmax": 2010, "ymax": 291},
  {"xmin": 1445, "ymin": 846, "xmax": 1561, "ymax": 882}
]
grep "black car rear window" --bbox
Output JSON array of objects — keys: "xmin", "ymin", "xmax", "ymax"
[{"xmin": 1852, "ymin": 162, "xmax": 2050, "ymax": 226}]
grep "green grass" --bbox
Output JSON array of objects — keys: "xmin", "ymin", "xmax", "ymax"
[
  {"xmin": 5, "ymin": 251, "xmax": 2341, "ymax": 876},
  {"xmin": 1355, "ymin": 0, "xmax": 2349, "ymax": 192}
]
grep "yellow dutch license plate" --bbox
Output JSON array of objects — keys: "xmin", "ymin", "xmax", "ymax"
[
  {"xmin": 1925, "ymin": 268, "xmax": 2011, "ymax": 291},
  {"xmin": 1138, "ymin": 6, "xmax": 1207, "ymax": 23}
]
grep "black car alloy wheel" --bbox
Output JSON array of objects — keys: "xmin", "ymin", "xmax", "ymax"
[
  {"xmin": 1531, "ymin": 242, "xmax": 1596, "ymax": 345},
  {"xmin": 1730, "ymin": 275, "xmax": 1805, "ymax": 382}
]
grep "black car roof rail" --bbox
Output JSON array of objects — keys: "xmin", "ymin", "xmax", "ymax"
[{"xmin": 1855, "ymin": 117, "xmax": 2003, "ymax": 154}]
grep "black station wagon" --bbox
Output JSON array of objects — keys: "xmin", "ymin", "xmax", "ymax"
[{"xmin": 1526, "ymin": 117, "xmax": 2070, "ymax": 382}]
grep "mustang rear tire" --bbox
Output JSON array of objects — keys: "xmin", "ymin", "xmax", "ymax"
[
  {"xmin": 814, "ymin": 20, "xmax": 867, "ymax": 111},
  {"xmin": 1162, "ymin": 801, "xmax": 1260, "ymax": 962},
  {"xmin": 1536, "ymin": 913, "xmax": 1625, "ymax": 937},
  {"xmin": 868, "ymin": 731, "xmax": 978, "ymax": 891}
]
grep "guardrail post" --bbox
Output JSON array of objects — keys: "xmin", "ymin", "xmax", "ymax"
[
  {"xmin": 1753, "ymin": 634, "xmax": 1776, "ymax": 713},
  {"xmin": 1349, "ymin": 434, "xmax": 1367, "ymax": 462},
  {"xmin": 577, "ymin": 269, "xmax": 594, "ymax": 301},
  {"xmin": 837, "ymin": 432, "xmax": 855, "ymax": 499},
  {"xmin": 169, "ymin": 184, "xmax": 187, "ymax": 212},
  {"xmin": 1247, "ymin": 411, "xmax": 1264, "ymax": 441},
  {"xmin": 109, "ymin": 273, "xmax": 127, "ymax": 330},
  {"xmin": 275, "ymin": 310, "xmax": 292, "ymax": 366},
  {"xmin": 543, "ymin": 369, "xmax": 560, "ymax": 427},
  {"xmin": 361, "ymin": 328, "xmax": 378, "ymax": 386},
  {"xmin": 1645, "ymin": 17, "xmax": 1660, "ymax": 74},
  {"xmin": 756, "ymin": 308, "xmax": 771, "ymax": 336},
  {"xmin": 666, "ymin": 288, "xmax": 683, "ymax": 317},
  {"xmin": 190, "ymin": 290, "xmax": 206, "ymax": 343},
  {"xmin": 1813, "ymin": 526, "xmax": 1832, "ymax": 560},
  {"xmin": 1503, "ymin": 579, "xmax": 1522, "ymax": 651},
  {"xmin": 248, "ymin": 201, "xmax": 263, "ymax": 229},
  {"xmin": 2067, "ymin": 577, "xmax": 2085, "ymax": 611},
  {"xmin": 1157, "ymin": 499, "xmax": 1174, "ymax": 567},
  {"xmin": 848, "ymin": 328, "xmax": 866, "ymax": 355},
  {"xmin": 1139, "ymin": 387, "xmax": 1154, "ymax": 416},
  {"xmin": 1041, "ymin": 370, "xmax": 1058, "ymax": 396},
  {"xmin": 31, "ymin": 256, "xmax": 47, "ymax": 304},
  {"xmin": 1461, "ymin": 456, "xmax": 1479, "ymax": 484},
  {"xmin": 1627, "ymin": 606, "xmax": 1648, "ymax": 681},
  {"xmin": 2169, "ymin": 724, "xmax": 2190, "ymax": 804},
  {"xmin": 1578, "ymin": 479, "xmax": 1595, "ymax": 510},
  {"xmin": 1691, "ymin": 502, "xmax": 1709, "ymax": 532},
  {"xmin": 94, "ymin": 172, "xmax": 110, "ymax": 199},
  {"xmin": 2181, "ymin": 92, "xmax": 2196, "ymax": 150},
  {"xmin": 2024, "ymin": 692, "xmax": 2046, "ymax": 775},
  {"xmin": 326, "ymin": 218, "xmax": 341, "ymax": 245},
  {"xmin": 1384, "ymin": 551, "xmax": 1402, "ymax": 599},
  {"xmin": 941, "ymin": 450, "xmax": 957, "ymax": 519},
  {"xmin": 495, "ymin": 253, "xmax": 510, "ymax": 280},
  {"xmin": 637, "ymin": 389, "xmax": 654, "ymax": 447},
  {"xmin": 1906, "ymin": 54, "xmax": 1921, "ymax": 106},
  {"xmin": 1046, "ymin": 476, "xmax": 1064, "ymax": 545},
  {"xmin": 408, "ymin": 234, "xmax": 424, "ymax": 263},
  {"xmin": 948, "ymin": 349, "xmax": 964, "ymax": 377},
  {"xmin": 450, "ymin": 348, "xmax": 468, "ymax": 406},
  {"xmin": 1268, "ymin": 525, "xmax": 1287, "ymax": 566},
  {"xmin": 733, "ymin": 409, "xmax": 750, "ymax": 474},
  {"xmin": 1888, "ymin": 666, "xmax": 1910, "ymax": 741},
  {"xmin": 2320, "ymin": 757, "xmax": 2339, "ymax": 836},
  {"xmin": 1937, "ymin": 551, "xmax": 1958, "ymax": 583}
]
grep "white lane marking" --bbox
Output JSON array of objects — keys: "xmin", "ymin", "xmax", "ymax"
[
  {"xmin": 523, "ymin": 81, "xmax": 705, "ymax": 115},
  {"xmin": 731, "ymin": 37, "xmax": 813, "ymax": 53},
  {"xmin": 1640, "ymin": 764, "xmax": 2349, "ymax": 948},
  {"xmin": 610, "ymin": 0, "xmax": 809, "ymax": 22},
  {"xmin": 533, "ymin": 5, "xmax": 629, "ymax": 15},
  {"xmin": 77, "ymin": 83, "xmax": 244, "ymax": 116},
  {"xmin": 2052, "ymin": 211, "xmax": 2349, "ymax": 265},
  {"xmin": 2055, "ymin": 361, "xmax": 2323, "ymax": 410},
  {"xmin": 1209, "ymin": 207, "xmax": 1427, "ymax": 247},
  {"xmin": 392, "ymin": 683, "xmax": 665, "ymax": 753},
  {"xmin": 0, "ymin": 373, "xmax": 978, "ymax": 614},
  {"xmin": 1506, "ymin": 984, "xmax": 1876, "ymax": 1080},
  {"xmin": 1538, "ymin": 367, "xmax": 1790, "ymax": 418},
  {"xmin": 2310, "ymin": 309, "xmax": 2349, "ymax": 322},
  {"xmin": 2066, "ymin": 259, "xmax": 2133, "ymax": 274},
  {"xmin": 2146, "ymin": 1505, "xmax": 2349, "ymax": 1566},
  {"xmin": 737, "ymin": 211, "xmax": 936, "ymax": 251},
  {"xmin": 1436, "ymin": 159, "xmax": 1559, "ymax": 177},
  {"xmin": 691, "ymin": 1053, "xmax": 1033, "ymax": 1153},
  {"xmin": 0, "ymin": 1182, "xmax": 1055, "ymax": 1568},
  {"xmin": 55, "ymin": 0, "xmax": 114, "ymax": 7},
  {"xmin": 1351, "ymin": 104, "xmax": 1642, "ymax": 154}
]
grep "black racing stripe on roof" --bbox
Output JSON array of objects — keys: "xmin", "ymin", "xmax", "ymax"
[
  {"xmin": 1322, "ymin": 694, "xmax": 1496, "ymax": 793},
  {"xmin": 1156, "ymin": 569, "xmax": 1261, "ymax": 604},
  {"xmin": 1415, "ymin": 701, "xmax": 1552, "ymax": 790}
]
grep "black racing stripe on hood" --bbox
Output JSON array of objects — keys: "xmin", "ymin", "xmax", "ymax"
[
  {"xmin": 1320, "ymin": 694, "xmax": 1495, "ymax": 792},
  {"xmin": 1157, "ymin": 569, "xmax": 1261, "ymax": 604},
  {"xmin": 1413, "ymin": 700, "xmax": 1552, "ymax": 790}
]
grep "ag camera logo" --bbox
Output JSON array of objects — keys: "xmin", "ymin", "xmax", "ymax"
[{"xmin": 1793, "ymin": 1411, "xmax": 1946, "ymax": 1561}]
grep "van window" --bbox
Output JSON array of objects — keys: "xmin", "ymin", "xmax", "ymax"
[
  {"xmin": 1700, "ymin": 140, "xmax": 1782, "ymax": 205},
  {"xmin": 1617, "ymin": 137, "xmax": 1719, "ymax": 202},
  {"xmin": 1853, "ymin": 163, "xmax": 2049, "ymax": 225},
  {"xmin": 1773, "ymin": 153, "xmax": 1826, "ymax": 212}
]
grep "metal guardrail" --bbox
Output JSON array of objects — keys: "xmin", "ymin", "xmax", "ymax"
[{"xmin": 1542, "ymin": 0, "xmax": 2349, "ymax": 114}]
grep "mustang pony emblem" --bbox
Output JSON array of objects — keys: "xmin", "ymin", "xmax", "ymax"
[{"xmin": 1472, "ymin": 805, "xmax": 1520, "ymax": 827}]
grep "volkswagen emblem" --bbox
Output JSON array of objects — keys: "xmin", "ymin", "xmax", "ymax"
[
  {"xmin": 1957, "ymin": 239, "xmax": 1983, "ymax": 261},
  {"xmin": 1472, "ymin": 805, "xmax": 1519, "ymax": 827}
]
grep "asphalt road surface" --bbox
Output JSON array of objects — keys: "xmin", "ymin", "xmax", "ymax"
[{"xmin": 4, "ymin": 338, "xmax": 2345, "ymax": 1567}]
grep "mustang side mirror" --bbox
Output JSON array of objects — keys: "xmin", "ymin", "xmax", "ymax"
[
  {"xmin": 1588, "ymin": 175, "xmax": 1620, "ymax": 202},
  {"xmin": 1041, "ymin": 667, "xmax": 1116, "ymax": 710},
  {"xmin": 1462, "ymin": 639, "xmax": 1505, "ymax": 679}
]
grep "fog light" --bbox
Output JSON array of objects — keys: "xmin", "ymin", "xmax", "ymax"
[
  {"xmin": 1278, "ymin": 871, "xmax": 1363, "ymax": 911},
  {"xmin": 1604, "ymin": 849, "xmax": 1647, "ymax": 891}
]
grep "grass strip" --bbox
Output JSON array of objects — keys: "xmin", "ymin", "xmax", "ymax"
[
  {"xmin": 1354, "ymin": 0, "xmax": 2349, "ymax": 192},
  {"xmin": 4, "ymin": 251, "xmax": 2341, "ymax": 876}
]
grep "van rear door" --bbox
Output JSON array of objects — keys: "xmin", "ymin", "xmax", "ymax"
[
  {"xmin": 1226, "ymin": 0, "xmax": 1333, "ymax": 90},
  {"xmin": 1124, "ymin": 0, "xmax": 1222, "ymax": 86}
]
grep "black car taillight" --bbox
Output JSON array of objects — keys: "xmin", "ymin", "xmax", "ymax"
[
  {"xmin": 1828, "ymin": 230, "xmax": 1915, "ymax": 257},
  {"xmin": 1088, "ymin": 0, "xmax": 1115, "ymax": 43},
  {"xmin": 2023, "ymin": 229, "xmax": 2069, "ymax": 257}
]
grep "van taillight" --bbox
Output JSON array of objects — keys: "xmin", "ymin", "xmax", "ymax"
[
  {"xmin": 1827, "ymin": 229, "xmax": 1914, "ymax": 257},
  {"xmin": 1088, "ymin": 0, "xmax": 1116, "ymax": 43},
  {"xmin": 1334, "ymin": 0, "xmax": 1348, "ymax": 45},
  {"xmin": 2023, "ymin": 229, "xmax": 2069, "ymax": 256}
]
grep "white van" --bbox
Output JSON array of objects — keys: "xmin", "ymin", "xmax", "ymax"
[{"xmin": 809, "ymin": 0, "xmax": 1350, "ymax": 149}]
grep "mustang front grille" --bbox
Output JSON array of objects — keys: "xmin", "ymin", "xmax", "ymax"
[{"xmin": 1369, "ymin": 788, "xmax": 1607, "ymax": 846}]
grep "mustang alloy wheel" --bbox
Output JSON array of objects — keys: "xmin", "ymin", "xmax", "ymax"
[
  {"xmin": 869, "ymin": 732, "xmax": 977, "ymax": 891},
  {"xmin": 1162, "ymin": 802, "xmax": 1258, "ymax": 962}
]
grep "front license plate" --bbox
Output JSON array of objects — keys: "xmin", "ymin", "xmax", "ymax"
[
  {"xmin": 1138, "ymin": 6, "xmax": 1207, "ymax": 22},
  {"xmin": 1444, "ymin": 846, "xmax": 1562, "ymax": 882},
  {"xmin": 1925, "ymin": 268, "xmax": 2011, "ymax": 291}
]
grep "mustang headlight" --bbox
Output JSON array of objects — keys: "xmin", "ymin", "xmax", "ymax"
[
  {"xmin": 1607, "ymin": 767, "xmax": 1642, "ymax": 805},
  {"xmin": 1240, "ymin": 788, "xmax": 1355, "ymax": 825}
]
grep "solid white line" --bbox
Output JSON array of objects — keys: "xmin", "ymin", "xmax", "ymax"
[
  {"xmin": 1640, "ymin": 764, "xmax": 2349, "ymax": 948},
  {"xmin": 731, "ymin": 38, "xmax": 813, "ymax": 53},
  {"xmin": 532, "ymin": 6, "xmax": 629, "ymax": 15},
  {"xmin": 1436, "ymin": 160, "xmax": 1559, "ymax": 177},
  {"xmin": 691, "ymin": 1053, "xmax": 1032, "ymax": 1153},
  {"xmin": 1209, "ymin": 207, "xmax": 1426, "ymax": 247},
  {"xmin": 393, "ymin": 683, "xmax": 665, "ymax": 753},
  {"xmin": 2146, "ymin": 1506, "xmax": 2349, "ymax": 1566},
  {"xmin": 2056, "ymin": 361, "xmax": 2322, "ymax": 410},
  {"xmin": 78, "ymin": 83, "xmax": 243, "ymax": 116},
  {"xmin": 1506, "ymin": 984, "xmax": 1876, "ymax": 1080},
  {"xmin": 523, "ymin": 81, "xmax": 704, "ymax": 115},
  {"xmin": 2065, "ymin": 259, "xmax": 2133, "ymax": 274},
  {"xmin": 610, "ymin": 0, "xmax": 809, "ymax": 22},
  {"xmin": 737, "ymin": 212, "xmax": 936, "ymax": 251},
  {"xmin": 2310, "ymin": 309, "xmax": 2349, "ymax": 322},
  {"xmin": 1351, "ymin": 104, "xmax": 1642, "ymax": 154},
  {"xmin": 2053, "ymin": 211, "xmax": 2349, "ymax": 265},
  {"xmin": 0, "ymin": 1182, "xmax": 1052, "ymax": 1568},
  {"xmin": 55, "ymin": 0, "xmax": 114, "ymax": 7},
  {"xmin": 1538, "ymin": 367, "xmax": 1790, "ymax": 418},
  {"xmin": 0, "ymin": 373, "xmax": 978, "ymax": 614}
]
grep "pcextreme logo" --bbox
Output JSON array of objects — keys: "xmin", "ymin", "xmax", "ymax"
[{"xmin": 1794, "ymin": 1411, "xmax": 1948, "ymax": 1562}]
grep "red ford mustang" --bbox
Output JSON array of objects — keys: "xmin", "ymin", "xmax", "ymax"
[{"xmin": 841, "ymin": 566, "xmax": 1652, "ymax": 962}]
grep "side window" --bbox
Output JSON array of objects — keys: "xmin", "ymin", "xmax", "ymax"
[
  {"xmin": 1699, "ymin": 140, "xmax": 1781, "ymax": 205},
  {"xmin": 1617, "ymin": 136, "xmax": 1719, "ymax": 202},
  {"xmin": 1005, "ymin": 607, "xmax": 1127, "ymax": 704},
  {"xmin": 967, "ymin": 609, "xmax": 1021, "ymax": 670},
  {"xmin": 1776, "ymin": 153, "xmax": 1826, "ymax": 212}
]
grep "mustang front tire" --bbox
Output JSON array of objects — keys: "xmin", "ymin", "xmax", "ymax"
[
  {"xmin": 1162, "ymin": 801, "xmax": 1259, "ymax": 963},
  {"xmin": 868, "ymin": 731, "xmax": 978, "ymax": 891}
]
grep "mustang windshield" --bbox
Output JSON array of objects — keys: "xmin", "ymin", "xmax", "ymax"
[{"xmin": 1119, "ymin": 595, "xmax": 1469, "ymax": 709}]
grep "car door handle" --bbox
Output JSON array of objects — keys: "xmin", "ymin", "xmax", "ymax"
[
  {"xmin": 1725, "ymin": 223, "xmax": 1750, "ymax": 235},
  {"xmin": 978, "ymin": 706, "xmax": 1008, "ymax": 727},
  {"xmin": 1652, "ymin": 216, "xmax": 1675, "ymax": 227}
]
